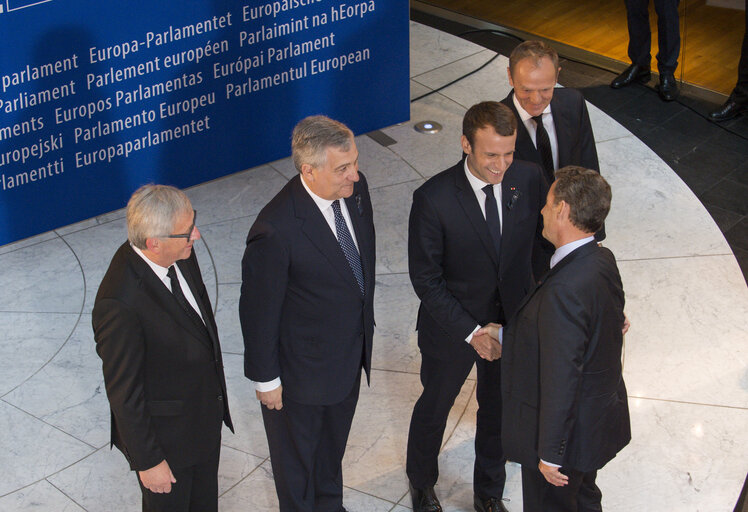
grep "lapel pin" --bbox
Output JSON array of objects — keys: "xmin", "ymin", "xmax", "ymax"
[{"xmin": 507, "ymin": 187, "xmax": 521, "ymax": 210}]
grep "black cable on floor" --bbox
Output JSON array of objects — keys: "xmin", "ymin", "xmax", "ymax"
[
  {"xmin": 410, "ymin": 27, "xmax": 748, "ymax": 142},
  {"xmin": 410, "ymin": 53, "xmax": 501, "ymax": 103}
]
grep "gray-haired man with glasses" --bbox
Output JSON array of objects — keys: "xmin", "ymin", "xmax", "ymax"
[{"xmin": 93, "ymin": 184, "xmax": 233, "ymax": 512}]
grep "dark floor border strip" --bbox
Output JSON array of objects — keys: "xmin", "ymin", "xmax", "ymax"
[{"xmin": 411, "ymin": 0, "xmax": 729, "ymax": 104}]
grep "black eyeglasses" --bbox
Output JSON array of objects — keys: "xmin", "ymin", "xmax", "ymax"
[{"xmin": 163, "ymin": 210, "xmax": 197, "ymax": 239}]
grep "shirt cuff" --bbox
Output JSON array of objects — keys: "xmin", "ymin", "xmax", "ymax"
[
  {"xmin": 541, "ymin": 459, "xmax": 561, "ymax": 468},
  {"xmin": 498, "ymin": 326, "xmax": 503, "ymax": 345},
  {"xmin": 253, "ymin": 378, "xmax": 281, "ymax": 392},
  {"xmin": 465, "ymin": 324, "xmax": 481, "ymax": 343}
]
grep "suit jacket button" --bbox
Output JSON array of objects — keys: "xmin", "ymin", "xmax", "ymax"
[{"xmin": 217, "ymin": 395, "xmax": 224, "ymax": 401}]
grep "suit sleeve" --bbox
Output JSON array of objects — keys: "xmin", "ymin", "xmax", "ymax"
[
  {"xmin": 93, "ymin": 298, "xmax": 166, "ymax": 471},
  {"xmin": 239, "ymin": 219, "xmax": 289, "ymax": 383},
  {"xmin": 408, "ymin": 187, "xmax": 478, "ymax": 342},
  {"xmin": 536, "ymin": 281, "xmax": 588, "ymax": 467}
]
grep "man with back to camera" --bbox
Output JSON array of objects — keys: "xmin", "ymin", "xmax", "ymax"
[
  {"xmin": 406, "ymin": 101, "xmax": 548, "ymax": 512},
  {"xmin": 93, "ymin": 184, "xmax": 233, "ymax": 512},
  {"xmin": 502, "ymin": 40, "xmax": 604, "ymax": 276},
  {"xmin": 239, "ymin": 115, "xmax": 376, "ymax": 512},
  {"xmin": 486, "ymin": 166, "xmax": 631, "ymax": 512}
]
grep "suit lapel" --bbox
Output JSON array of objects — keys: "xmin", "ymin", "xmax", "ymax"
[
  {"xmin": 177, "ymin": 257, "xmax": 219, "ymax": 353},
  {"xmin": 499, "ymin": 167, "xmax": 520, "ymax": 271},
  {"xmin": 125, "ymin": 245, "xmax": 213, "ymax": 350},
  {"xmin": 344, "ymin": 187, "xmax": 373, "ymax": 294},
  {"xmin": 292, "ymin": 177, "xmax": 362, "ymax": 294},
  {"xmin": 454, "ymin": 164, "xmax": 499, "ymax": 268},
  {"xmin": 550, "ymin": 94, "xmax": 571, "ymax": 168}
]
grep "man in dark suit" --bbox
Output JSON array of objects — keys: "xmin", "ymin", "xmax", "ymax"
[
  {"xmin": 502, "ymin": 40, "xmax": 603, "ymax": 276},
  {"xmin": 406, "ymin": 101, "xmax": 548, "ymax": 512},
  {"xmin": 240, "ymin": 115, "xmax": 375, "ymax": 512},
  {"xmin": 498, "ymin": 166, "xmax": 631, "ymax": 512},
  {"xmin": 93, "ymin": 184, "xmax": 233, "ymax": 512}
]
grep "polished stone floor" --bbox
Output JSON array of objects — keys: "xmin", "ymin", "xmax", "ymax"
[{"xmin": 1, "ymin": 21, "xmax": 747, "ymax": 512}]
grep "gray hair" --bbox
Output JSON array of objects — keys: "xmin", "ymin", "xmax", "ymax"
[
  {"xmin": 291, "ymin": 115, "xmax": 353, "ymax": 171},
  {"xmin": 126, "ymin": 184, "xmax": 192, "ymax": 249}
]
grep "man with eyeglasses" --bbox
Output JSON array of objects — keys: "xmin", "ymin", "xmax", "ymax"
[{"xmin": 93, "ymin": 184, "xmax": 233, "ymax": 512}]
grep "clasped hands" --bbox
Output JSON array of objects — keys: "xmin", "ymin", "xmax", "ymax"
[{"xmin": 471, "ymin": 322, "xmax": 502, "ymax": 360}]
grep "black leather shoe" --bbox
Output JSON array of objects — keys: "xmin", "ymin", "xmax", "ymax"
[
  {"xmin": 610, "ymin": 64, "xmax": 651, "ymax": 89},
  {"xmin": 657, "ymin": 72, "xmax": 678, "ymax": 101},
  {"xmin": 709, "ymin": 99, "xmax": 747, "ymax": 121},
  {"xmin": 474, "ymin": 495, "xmax": 509, "ymax": 512},
  {"xmin": 410, "ymin": 483, "xmax": 442, "ymax": 512}
]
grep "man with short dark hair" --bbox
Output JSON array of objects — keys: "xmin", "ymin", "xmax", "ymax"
[
  {"xmin": 406, "ymin": 101, "xmax": 548, "ymax": 512},
  {"xmin": 240, "ymin": 115, "xmax": 376, "ymax": 512},
  {"xmin": 497, "ymin": 166, "xmax": 631, "ymax": 512},
  {"xmin": 93, "ymin": 184, "xmax": 233, "ymax": 512}
]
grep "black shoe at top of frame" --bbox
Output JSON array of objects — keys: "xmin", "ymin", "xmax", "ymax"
[
  {"xmin": 409, "ymin": 483, "xmax": 443, "ymax": 512},
  {"xmin": 610, "ymin": 64, "xmax": 651, "ymax": 89},
  {"xmin": 474, "ymin": 494, "xmax": 509, "ymax": 512}
]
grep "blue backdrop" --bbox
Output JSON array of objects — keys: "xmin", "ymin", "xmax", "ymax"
[{"xmin": 0, "ymin": 0, "xmax": 409, "ymax": 245}]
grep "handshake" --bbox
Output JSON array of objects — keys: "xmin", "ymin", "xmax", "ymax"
[{"xmin": 470, "ymin": 322, "xmax": 502, "ymax": 361}]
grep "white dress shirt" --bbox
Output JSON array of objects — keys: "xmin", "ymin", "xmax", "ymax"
[
  {"xmin": 463, "ymin": 159, "xmax": 503, "ymax": 344},
  {"xmin": 513, "ymin": 93, "xmax": 559, "ymax": 171},
  {"xmin": 550, "ymin": 236, "xmax": 595, "ymax": 269},
  {"xmin": 131, "ymin": 243, "xmax": 204, "ymax": 322},
  {"xmin": 253, "ymin": 177, "xmax": 359, "ymax": 392}
]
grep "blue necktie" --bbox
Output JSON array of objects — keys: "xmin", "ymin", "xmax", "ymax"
[
  {"xmin": 331, "ymin": 200, "xmax": 364, "ymax": 295},
  {"xmin": 483, "ymin": 184, "xmax": 502, "ymax": 259}
]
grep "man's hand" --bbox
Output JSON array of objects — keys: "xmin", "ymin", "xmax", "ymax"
[
  {"xmin": 476, "ymin": 322, "xmax": 502, "ymax": 343},
  {"xmin": 470, "ymin": 332, "xmax": 502, "ymax": 360},
  {"xmin": 139, "ymin": 459, "xmax": 176, "ymax": 493},
  {"xmin": 257, "ymin": 385, "xmax": 283, "ymax": 410},
  {"xmin": 539, "ymin": 460, "xmax": 568, "ymax": 487},
  {"xmin": 622, "ymin": 313, "xmax": 631, "ymax": 336}
]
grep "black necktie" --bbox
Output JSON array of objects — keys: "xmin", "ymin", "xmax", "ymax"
[
  {"xmin": 532, "ymin": 114, "xmax": 555, "ymax": 183},
  {"xmin": 331, "ymin": 200, "xmax": 365, "ymax": 295},
  {"xmin": 483, "ymin": 184, "xmax": 502, "ymax": 259},
  {"xmin": 167, "ymin": 265, "xmax": 206, "ymax": 331}
]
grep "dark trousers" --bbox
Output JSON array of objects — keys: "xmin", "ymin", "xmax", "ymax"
[
  {"xmin": 521, "ymin": 465, "xmax": 602, "ymax": 512},
  {"xmin": 732, "ymin": 7, "xmax": 748, "ymax": 105},
  {"xmin": 262, "ymin": 374, "xmax": 361, "ymax": 512},
  {"xmin": 139, "ymin": 439, "xmax": 221, "ymax": 512},
  {"xmin": 624, "ymin": 0, "xmax": 680, "ymax": 73},
  {"xmin": 406, "ymin": 351, "xmax": 506, "ymax": 499}
]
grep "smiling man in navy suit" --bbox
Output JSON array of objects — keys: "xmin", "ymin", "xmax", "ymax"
[
  {"xmin": 240, "ymin": 115, "xmax": 375, "ymax": 512},
  {"xmin": 502, "ymin": 41, "xmax": 604, "ymax": 277},
  {"xmin": 406, "ymin": 101, "xmax": 548, "ymax": 512}
]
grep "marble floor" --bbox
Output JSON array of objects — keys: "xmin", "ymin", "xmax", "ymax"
[{"xmin": 1, "ymin": 21, "xmax": 747, "ymax": 512}]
